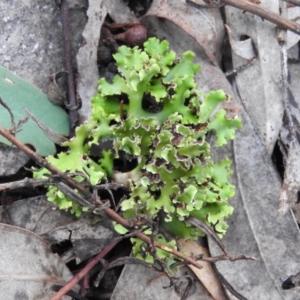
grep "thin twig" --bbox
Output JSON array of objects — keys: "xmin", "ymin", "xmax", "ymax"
[
  {"xmin": 55, "ymin": 182, "xmax": 95, "ymax": 208},
  {"xmin": 95, "ymin": 256, "xmax": 154, "ymax": 287},
  {"xmin": 0, "ymin": 177, "xmax": 124, "ymax": 193},
  {"xmin": 0, "ymin": 178, "xmax": 49, "ymax": 192},
  {"xmin": 225, "ymin": 58, "xmax": 256, "ymax": 77},
  {"xmin": 0, "ymin": 127, "xmax": 257, "ymax": 271},
  {"xmin": 92, "ymin": 183, "xmax": 125, "ymax": 190},
  {"xmin": 186, "ymin": 0, "xmax": 300, "ymax": 35},
  {"xmin": 187, "ymin": 216, "xmax": 227, "ymax": 254},
  {"xmin": 224, "ymin": 0, "xmax": 300, "ymax": 35},
  {"xmin": 24, "ymin": 108, "xmax": 68, "ymax": 145},
  {"xmin": 212, "ymin": 263, "xmax": 248, "ymax": 300},
  {"xmin": 196, "ymin": 253, "xmax": 258, "ymax": 263},
  {"xmin": 283, "ymin": 0, "xmax": 300, "ymax": 7},
  {"xmin": 0, "ymin": 125, "xmax": 206, "ymax": 270},
  {"xmin": 60, "ymin": 0, "xmax": 79, "ymax": 136},
  {"xmin": 180, "ymin": 276, "xmax": 194, "ymax": 300},
  {"xmin": 49, "ymin": 237, "xmax": 122, "ymax": 300},
  {"xmin": 0, "ymin": 97, "xmax": 15, "ymax": 130},
  {"xmin": 0, "ymin": 125, "xmax": 257, "ymax": 267},
  {"xmin": 186, "ymin": 0, "xmax": 225, "ymax": 8}
]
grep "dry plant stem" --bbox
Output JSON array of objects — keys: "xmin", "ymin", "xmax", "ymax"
[
  {"xmin": 0, "ymin": 178, "xmax": 49, "ymax": 192},
  {"xmin": 187, "ymin": 216, "xmax": 227, "ymax": 254},
  {"xmin": 212, "ymin": 263, "xmax": 247, "ymax": 300},
  {"xmin": 0, "ymin": 126, "xmax": 257, "ymax": 274},
  {"xmin": 186, "ymin": 0, "xmax": 225, "ymax": 8},
  {"xmin": 0, "ymin": 126, "xmax": 206, "ymax": 269},
  {"xmin": 225, "ymin": 58, "xmax": 256, "ymax": 77},
  {"xmin": 81, "ymin": 261, "xmax": 91, "ymax": 293},
  {"xmin": 283, "ymin": 0, "xmax": 300, "ymax": 6},
  {"xmin": 0, "ymin": 178, "xmax": 123, "ymax": 193},
  {"xmin": 24, "ymin": 108, "xmax": 68, "ymax": 145},
  {"xmin": 49, "ymin": 238, "xmax": 121, "ymax": 300},
  {"xmin": 197, "ymin": 254, "xmax": 257, "ymax": 263},
  {"xmin": 224, "ymin": 0, "xmax": 300, "ymax": 35},
  {"xmin": 60, "ymin": 0, "xmax": 79, "ymax": 136},
  {"xmin": 187, "ymin": 0, "xmax": 300, "ymax": 35},
  {"xmin": 0, "ymin": 98, "xmax": 15, "ymax": 130},
  {"xmin": 95, "ymin": 256, "xmax": 156, "ymax": 287},
  {"xmin": 103, "ymin": 22, "xmax": 141, "ymax": 30}
]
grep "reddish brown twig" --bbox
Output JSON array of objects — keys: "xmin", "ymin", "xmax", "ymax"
[
  {"xmin": 49, "ymin": 238, "xmax": 121, "ymax": 300},
  {"xmin": 0, "ymin": 126, "xmax": 205, "ymax": 268},
  {"xmin": 224, "ymin": 0, "xmax": 300, "ymax": 35},
  {"xmin": 283, "ymin": 0, "xmax": 300, "ymax": 7},
  {"xmin": 187, "ymin": 0, "xmax": 300, "ymax": 35},
  {"xmin": 0, "ymin": 126, "xmax": 257, "ymax": 268},
  {"xmin": 0, "ymin": 126, "xmax": 257, "ymax": 300}
]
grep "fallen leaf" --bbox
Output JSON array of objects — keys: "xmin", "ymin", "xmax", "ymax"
[
  {"xmin": 281, "ymin": 40, "xmax": 300, "ymax": 223},
  {"xmin": 225, "ymin": 24, "xmax": 256, "ymax": 60},
  {"xmin": 0, "ymin": 66, "xmax": 69, "ymax": 155},
  {"xmin": 210, "ymin": 97, "xmax": 300, "ymax": 299},
  {"xmin": 286, "ymin": 6, "xmax": 300, "ymax": 50},
  {"xmin": 0, "ymin": 196, "xmax": 117, "ymax": 263},
  {"xmin": 0, "ymin": 143, "xmax": 29, "ymax": 176},
  {"xmin": 178, "ymin": 239, "xmax": 229, "ymax": 300},
  {"xmin": 279, "ymin": 143, "xmax": 300, "ymax": 215},
  {"xmin": 0, "ymin": 223, "xmax": 76, "ymax": 300},
  {"xmin": 103, "ymin": 0, "xmax": 139, "ymax": 23},
  {"xmin": 144, "ymin": 0, "xmax": 225, "ymax": 66},
  {"xmin": 112, "ymin": 262, "xmax": 214, "ymax": 300},
  {"xmin": 224, "ymin": 1, "xmax": 284, "ymax": 154}
]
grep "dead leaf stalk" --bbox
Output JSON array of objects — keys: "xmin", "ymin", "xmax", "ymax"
[
  {"xmin": 179, "ymin": 276, "xmax": 194, "ymax": 300},
  {"xmin": 283, "ymin": 0, "xmax": 300, "ymax": 6},
  {"xmin": 196, "ymin": 253, "xmax": 258, "ymax": 263},
  {"xmin": 187, "ymin": 0, "xmax": 300, "ymax": 35},
  {"xmin": 24, "ymin": 108, "xmax": 68, "ymax": 145},
  {"xmin": 187, "ymin": 216, "xmax": 227, "ymax": 254},
  {"xmin": 95, "ymin": 256, "xmax": 155, "ymax": 287},
  {"xmin": 0, "ymin": 177, "xmax": 49, "ymax": 192},
  {"xmin": 0, "ymin": 177, "xmax": 123, "ymax": 193},
  {"xmin": 59, "ymin": 0, "xmax": 80, "ymax": 135},
  {"xmin": 225, "ymin": 58, "xmax": 256, "ymax": 77},
  {"xmin": 211, "ymin": 263, "xmax": 248, "ymax": 300},
  {"xmin": 224, "ymin": 0, "xmax": 300, "ymax": 35},
  {"xmin": 0, "ymin": 97, "xmax": 15, "ymax": 131}
]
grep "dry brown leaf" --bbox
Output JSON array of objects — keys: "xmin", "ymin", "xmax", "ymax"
[
  {"xmin": 178, "ymin": 239, "xmax": 229, "ymax": 300},
  {"xmin": 145, "ymin": 0, "xmax": 225, "ymax": 65}
]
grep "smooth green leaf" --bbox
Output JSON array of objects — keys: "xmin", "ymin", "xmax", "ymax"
[{"xmin": 0, "ymin": 66, "xmax": 69, "ymax": 155}]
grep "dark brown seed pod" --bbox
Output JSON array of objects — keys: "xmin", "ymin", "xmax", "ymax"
[{"xmin": 114, "ymin": 24, "xmax": 147, "ymax": 47}]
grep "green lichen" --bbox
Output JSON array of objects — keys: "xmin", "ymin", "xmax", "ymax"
[{"xmin": 34, "ymin": 37, "xmax": 241, "ymax": 267}]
